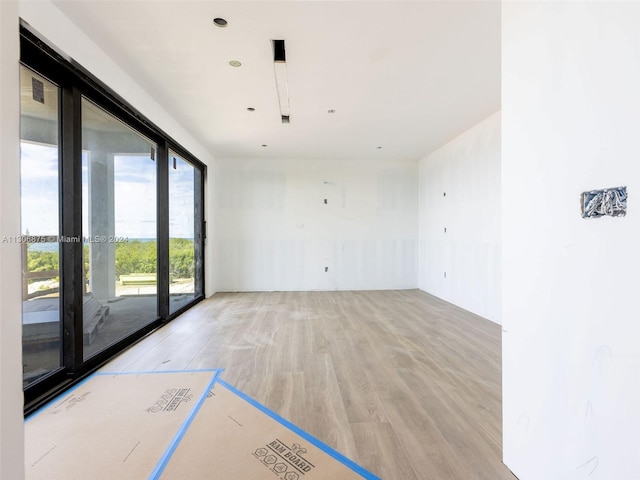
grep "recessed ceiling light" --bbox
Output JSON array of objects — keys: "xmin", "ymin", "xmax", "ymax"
[
  {"xmin": 213, "ymin": 18, "xmax": 228, "ymax": 27},
  {"xmin": 247, "ymin": 107, "xmax": 255, "ymax": 112},
  {"xmin": 261, "ymin": 144, "xmax": 268, "ymax": 147},
  {"xmin": 377, "ymin": 146, "xmax": 382, "ymax": 149},
  {"xmin": 328, "ymin": 109, "xmax": 335, "ymax": 114},
  {"xmin": 229, "ymin": 60, "xmax": 242, "ymax": 67}
]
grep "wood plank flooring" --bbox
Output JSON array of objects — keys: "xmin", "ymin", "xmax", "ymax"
[{"xmin": 102, "ymin": 290, "xmax": 516, "ymax": 480}]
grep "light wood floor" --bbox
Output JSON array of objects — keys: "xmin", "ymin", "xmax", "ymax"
[{"xmin": 103, "ymin": 290, "xmax": 516, "ymax": 480}]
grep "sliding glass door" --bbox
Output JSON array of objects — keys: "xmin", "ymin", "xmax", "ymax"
[
  {"xmin": 20, "ymin": 23, "xmax": 206, "ymax": 412},
  {"xmin": 20, "ymin": 66, "xmax": 62, "ymax": 388},
  {"xmin": 81, "ymin": 98, "xmax": 159, "ymax": 359},
  {"xmin": 169, "ymin": 152, "xmax": 198, "ymax": 314}
]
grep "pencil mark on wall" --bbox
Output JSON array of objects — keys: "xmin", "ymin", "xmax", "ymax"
[
  {"xmin": 576, "ymin": 456, "xmax": 599, "ymax": 475},
  {"xmin": 581, "ymin": 186, "xmax": 626, "ymax": 218},
  {"xmin": 592, "ymin": 345, "xmax": 613, "ymax": 373},
  {"xmin": 583, "ymin": 401, "xmax": 593, "ymax": 423},
  {"xmin": 517, "ymin": 413, "xmax": 529, "ymax": 432}
]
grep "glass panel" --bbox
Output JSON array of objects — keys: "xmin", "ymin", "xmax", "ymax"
[
  {"xmin": 169, "ymin": 152, "xmax": 196, "ymax": 314},
  {"xmin": 20, "ymin": 66, "xmax": 62, "ymax": 387},
  {"xmin": 82, "ymin": 98, "xmax": 158, "ymax": 359}
]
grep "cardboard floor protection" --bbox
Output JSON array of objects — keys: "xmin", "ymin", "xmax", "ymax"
[{"xmin": 25, "ymin": 370, "xmax": 380, "ymax": 480}]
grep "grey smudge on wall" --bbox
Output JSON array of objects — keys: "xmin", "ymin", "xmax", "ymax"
[
  {"xmin": 576, "ymin": 456, "xmax": 598, "ymax": 475},
  {"xmin": 517, "ymin": 413, "xmax": 530, "ymax": 432},
  {"xmin": 592, "ymin": 345, "xmax": 613, "ymax": 374},
  {"xmin": 583, "ymin": 401, "xmax": 593, "ymax": 423}
]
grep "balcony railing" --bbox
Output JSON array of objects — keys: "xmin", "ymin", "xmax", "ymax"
[{"xmin": 21, "ymin": 235, "xmax": 59, "ymax": 301}]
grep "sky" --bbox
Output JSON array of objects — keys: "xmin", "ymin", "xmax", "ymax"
[
  {"xmin": 20, "ymin": 142, "xmax": 59, "ymax": 236},
  {"xmin": 21, "ymin": 142, "xmax": 195, "ymax": 239}
]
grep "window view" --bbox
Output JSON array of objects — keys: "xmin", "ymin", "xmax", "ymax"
[
  {"xmin": 20, "ymin": 66, "xmax": 62, "ymax": 387},
  {"xmin": 20, "ymin": 26, "xmax": 206, "ymax": 412},
  {"xmin": 169, "ymin": 152, "xmax": 197, "ymax": 314},
  {"xmin": 81, "ymin": 98, "xmax": 158, "ymax": 359}
]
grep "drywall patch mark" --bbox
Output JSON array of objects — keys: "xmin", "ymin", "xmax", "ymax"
[{"xmin": 576, "ymin": 456, "xmax": 599, "ymax": 475}]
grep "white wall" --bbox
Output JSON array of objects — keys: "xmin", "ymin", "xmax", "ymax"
[
  {"xmin": 0, "ymin": 2, "xmax": 25, "ymax": 478},
  {"xmin": 18, "ymin": 0, "xmax": 217, "ymax": 297},
  {"xmin": 214, "ymin": 158, "xmax": 418, "ymax": 291},
  {"xmin": 418, "ymin": 112, "xmax": 501, "ymax": 323},
  {"xmin": 502, "ymin": 3, "xmax": 640, "ymax": 479}
]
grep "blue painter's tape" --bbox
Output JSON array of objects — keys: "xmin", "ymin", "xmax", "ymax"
[
  {"xmin": 148, "ymin": 369, "xmax": 223, "ymax": 480},
  {"xmin": 216, "ymin": 379, "xmax": 381, "ymax": 480},
  {"xmin": 96, "ymin": 368, "xmax": 224, "ymax": 376}
]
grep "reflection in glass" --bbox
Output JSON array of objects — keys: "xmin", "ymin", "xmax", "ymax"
[
  {"xmin": 20, "ymin": 66, "xmax": 62, "ymax": 387},
  {"xmin": 81, "ymin": 98, "xmax": 158, "ymax": 359},
  {"xmin": 169, "ymin": 152, "xmax": 196, "ymax": 313}
]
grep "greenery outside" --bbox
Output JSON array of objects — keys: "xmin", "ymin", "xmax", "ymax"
[{"xmin": 26, "ymin": 238, "xmax": 194, "ymax": 283}]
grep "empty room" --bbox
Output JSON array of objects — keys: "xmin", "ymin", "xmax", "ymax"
[{"xmin": 1, "ymin": 1, "xmax": 639, "ymax": 479}]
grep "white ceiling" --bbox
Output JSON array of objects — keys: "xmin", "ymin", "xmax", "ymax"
[{"xmin": 53, "ymin": 1, "xmax": 500, "ymax": 162}]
